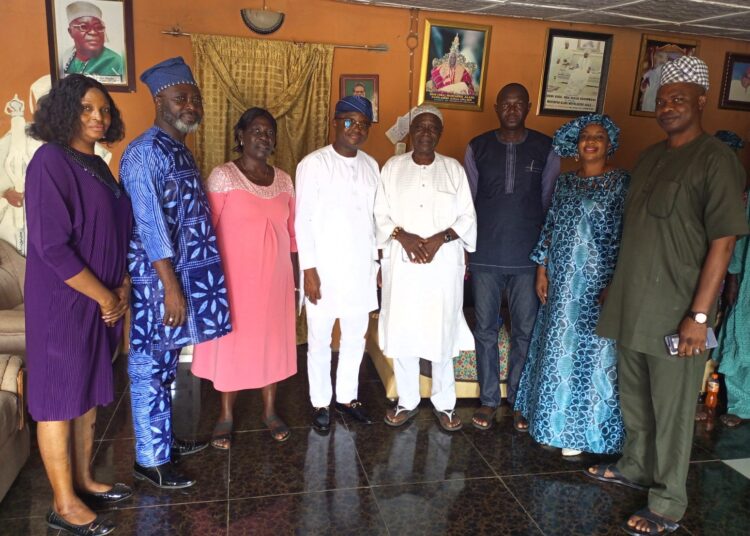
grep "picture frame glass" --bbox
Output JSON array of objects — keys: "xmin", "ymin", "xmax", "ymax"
[
  {"xmin": 419, "ymin": 20, "xmax": 491, "ymax": 111},
  {"xmin": 540, "ymin": 31, "xmax": 612, "ymax": 116},
  {"xmin": 339, "ymin": 75, "xmax": 379, "ymax": 122},
  {"xmin": 47, "ymin": 0, "xmax": 135, "ymax": 92},
  {"xmin": 631, "ymin": 36, "xmax": 699, "ymax": 116}
]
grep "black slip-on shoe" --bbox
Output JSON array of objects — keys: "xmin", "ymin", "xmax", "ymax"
[{"xmin": 133, "ymin": 462, "xmax": 196, "ymax": 489}]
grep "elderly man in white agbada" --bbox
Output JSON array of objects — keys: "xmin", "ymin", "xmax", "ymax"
[{"xmin": 376, "ymin": 105, "xmax": 477, "ymax": 432}]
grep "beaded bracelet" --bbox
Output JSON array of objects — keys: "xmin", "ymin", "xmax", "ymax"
[{"xmin": 391, "ymin": 226, "xmax": 402, "ymax": 239}]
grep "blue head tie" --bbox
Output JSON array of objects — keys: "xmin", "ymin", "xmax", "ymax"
[{"xmin": 552, "ymin": 113, "xmax": 620, "ymax": 158}]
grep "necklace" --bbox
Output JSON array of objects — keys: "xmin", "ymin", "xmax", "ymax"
[
  {"xmin": 236, "ymin": 159, "xmax": 273, "ymax": 186},
  {"xmin": 59, "ymin": 144, "xmax": 122, "ymax": 198}
]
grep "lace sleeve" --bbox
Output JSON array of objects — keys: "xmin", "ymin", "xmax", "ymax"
[{"xmin": 205, "ymin": 163, "xmax": 241, "ymax": 194}]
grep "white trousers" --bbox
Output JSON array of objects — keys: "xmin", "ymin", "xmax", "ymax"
[
  {"xmin": 306, "ymin": 311, "xmax": 369, "ymax": 408},
  {"xmin": 393, "ymin": 356, "xmax": 456, "ymax": 412}
]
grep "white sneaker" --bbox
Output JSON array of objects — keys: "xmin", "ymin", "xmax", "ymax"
[{"xmin": 561, "ymin": 448, "xmax": 582, "ymax": 457}]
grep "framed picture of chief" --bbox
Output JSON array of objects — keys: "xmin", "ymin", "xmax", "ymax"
[{"xmin": 45, "ymin": 0, "xmax": 136, "ymax": 92}]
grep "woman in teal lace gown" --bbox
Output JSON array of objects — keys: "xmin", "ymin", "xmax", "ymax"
[
  {"xmin": 713, "ymin": 130, "xmax": 750, "ymax": 427},
  {"xmin": 515, "ymin": 114, "xmax": 629, "ymax": 456}
]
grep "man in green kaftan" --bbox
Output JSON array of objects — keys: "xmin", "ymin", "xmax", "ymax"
[{"xmin": 587, "ymin": 56, "xmax": 748, "ymax": 536}]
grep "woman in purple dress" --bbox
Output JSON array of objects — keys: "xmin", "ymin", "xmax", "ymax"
[{"xmin": 25, "ymin": 74, "xmax": 132, "ymax": 536}]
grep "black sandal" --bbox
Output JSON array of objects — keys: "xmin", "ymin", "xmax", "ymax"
[
  {"xmin": 210, "ymin": 420, "xmax": 233, "ymax": 450},
  {"xmin": 584, "ymin": 463, "xmax": 647, "ymax": 490},
  {"xmin": 622, "ymin": 508, "xmax": 680, "ymax": 535},
  {"xmin": 263, "ymin": 415, "xmax": 291, "ymax": 442},
  {"xmin": 513, "ymin": 411, "xmax": 529, "ymax": 432}
]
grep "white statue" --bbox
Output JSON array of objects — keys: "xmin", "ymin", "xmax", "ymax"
[{"xmin": 0, "ymin": 75, "xmax": 112, "ymax": 255}]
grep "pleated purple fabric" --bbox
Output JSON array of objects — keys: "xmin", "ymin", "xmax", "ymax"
[{"xmin": 24, "ymin": 144, "xmax": 132, "ymax": 421}]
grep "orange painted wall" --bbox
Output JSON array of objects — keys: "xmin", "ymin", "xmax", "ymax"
[{"xmin": 2, "ymin": 0, "xmax": 749, "ymax": 172}]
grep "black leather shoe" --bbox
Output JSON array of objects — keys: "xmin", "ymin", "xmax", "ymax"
[
  {"xmin": 133, "ymin": 462, "xmax": 196, "ymax": 489},
  {"xmin": 46, "ymin": 509, "xmax": 116, "ymax": 536},
  {"xmin": 171, "ymin": 437, "xmax": 209, "ymax": 457},
  {"xmin": 312, "ymin": 406, "xmax": 331, "ymax": 434},
  {"xmin": 335, "ymin": 400, "xmax": 373, "ymax": 424},
  {"xmin": 78, "ymin": 482, "xmax": 132, "ymax": 504}
]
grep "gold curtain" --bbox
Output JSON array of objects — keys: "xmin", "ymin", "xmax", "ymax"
[
  {"xmin": 191, "ymin": 34, "xmax": 334, "ymax": 344},
  {"xmin": 190, "ymin": 33, "xmax": 334, "ymax": 180}
]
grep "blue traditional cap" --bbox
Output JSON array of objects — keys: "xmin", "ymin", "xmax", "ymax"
[
  {"xmin": 660, "ymin": 55, "xmax": 709, "ymax": 91},
  {"xmin": 140, "ymin": 57, "xmax": 198, "ymax": 97},
  {"xmin": 715, "ymin": 130, "xmax": 744, "ymax": 150},
  {"xmin": 552, "ymin": 113, "xmax": 620, "ymax": 158},
  {"xmin": 335, "ymin": 95, "xmax": 373, "ymax": 122}
]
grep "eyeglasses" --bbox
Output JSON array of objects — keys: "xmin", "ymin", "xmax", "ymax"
[
  {"xmin": 337, "ymin": 117, "xmax": 371, "ymax": 131},
  {"xmin": 70, "ymin": 22, "xmax": 106, "ymax": 34}
]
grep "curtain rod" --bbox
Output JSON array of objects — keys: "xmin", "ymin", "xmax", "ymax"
[{"xmin": 161, "ymin": 28, "xmax": 389, "ymax": 52}]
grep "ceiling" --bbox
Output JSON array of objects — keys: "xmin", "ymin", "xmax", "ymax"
[{"xmin": 339, "ymin": 0, "xmax": 750, "ymax": 42}]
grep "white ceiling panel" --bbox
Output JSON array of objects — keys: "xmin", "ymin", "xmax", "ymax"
[{"xmin": 337, "ymin": 0, "xmax": 750, "ymax": 41}]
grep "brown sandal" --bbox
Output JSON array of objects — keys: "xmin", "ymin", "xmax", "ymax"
[
  {"xmin": 434, "ymin": 408, "xmax": 462, "ymax": 432},
  {"xmin": 384, "ymin": 406, "xmax": 419, "ymax": 427},
  {"xmin": 472, "ymin": 406, "xmax": 497, "ymax": 430},
  {"xmin": 210, "ymin": 420, "xmax": 233, "ymax": 450}
]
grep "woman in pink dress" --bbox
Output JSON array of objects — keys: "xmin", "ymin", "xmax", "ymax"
[{"xmin": 192, "ymin": 108, "xmax": 298, "ymax": 446}]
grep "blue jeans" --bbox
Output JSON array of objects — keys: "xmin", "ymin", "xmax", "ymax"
[{"xmin": 471, "ymin": 270, "xmax": 538, "ymax": 407}]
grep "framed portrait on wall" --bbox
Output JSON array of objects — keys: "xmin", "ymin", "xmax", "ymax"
[
  {"xmin": 339, "ymin": 74, "xmax": 380, "ymax": 122},
  {"xmin": 538, "ymin": 29, "xmax": 613, "ymax": 117},
  {"xmin": 631, "ymin": 35, "xmax": 699, "ymax": 117},
  {"xmin": 719, "ymin": 53, "xmax": 750, "ymax": 111},
  {"xmin": 45, "ymin": 0, "xmax": 136, "ymax": 92},
  {"xmin": 418, "ymin": 19, "xmax": 491, "ymax": 111}
]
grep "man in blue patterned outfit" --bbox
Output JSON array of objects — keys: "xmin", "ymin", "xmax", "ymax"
[{"xmin": 121, "ymin": 57, "xmax": 231, "ymax": 489}]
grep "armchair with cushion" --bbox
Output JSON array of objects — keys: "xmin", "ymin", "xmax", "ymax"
[
  {"xmin": 0, "ymin": 239, "xmax": 25, "ymax": 355},
  {"xmin": 0, "ymin": 239, "xmax": 29, "ymax": 501},
  {"xmin": 0, "ymin": 353, "xmax": 29, "ymax": 502}
]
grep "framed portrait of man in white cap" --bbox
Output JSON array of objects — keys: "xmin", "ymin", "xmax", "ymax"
[{"xmin": 45, "ymin": 0, "xmax": 136, "ymax": 92}]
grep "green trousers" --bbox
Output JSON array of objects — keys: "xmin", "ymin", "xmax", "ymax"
[{"xmin": 615, "ymin": 345, "xmax": 706, "ymax": 521}]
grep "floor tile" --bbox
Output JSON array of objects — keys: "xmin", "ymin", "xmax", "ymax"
[
  {"xmin": 680, "ymin": 461, "xmax": 750, "ymax": 535},
  {"xmin": 723, "ymin": 458, "xmax": 750, "ymax": 479},
  {"xmin": 693, "ymin": 421, "xmax": 750, "ymax": 460},
  {"xmin": 2, "ymin": 515, "xmax": 58, "ymax": 534},
  {"xmin": 90, "ymin": 438, "xmax": 229, "ymax": 510},
  {"xmin": 462, "ymin": 418, "xmax": 618, "ymax": 477},
  {"xmin": 100, "ymin": 500, "xmax": 226, "ymax": 536},
  {"xmin": 504, "ymin": 470, "xmax": 650, "ymax": 535},
  {"xmin": 5, "ymin": 347, "xmax": 750, "ymax": 535},
  {"xmin": 371, "ymin": 477, "xmax": 542, "ymax": 535},
  {"xmin": 228, "ymin": 425, "xmax": 368, "ymax": 499},
  {"xmin": 228, "ymin": 488, "xmax": 386, "ymax": 535},
  {"xmin": 0, "ymin": 446, "xmax": 53, "ymax": 520},
  {"xmin": 353, "ymin": 419, "xmax": 495, "ymax": 486}
]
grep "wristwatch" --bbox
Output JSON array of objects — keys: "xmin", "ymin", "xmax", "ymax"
[
  {"xmin": 687, "ymin": 311, "xmax": 708, "ymax": 324},
  {"xmin": 443, "ymin": 231, "xmax": 454, "ymax": 243}
]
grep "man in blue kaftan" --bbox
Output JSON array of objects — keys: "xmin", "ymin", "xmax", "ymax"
[{"xmin": 121, "ymin": 57, "xmax": 231, "ymax": 489}]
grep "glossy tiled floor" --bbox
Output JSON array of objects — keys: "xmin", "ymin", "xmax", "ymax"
[{"xmin": 2, "ymin": 348, "xmax": 749, "ymax": 535}]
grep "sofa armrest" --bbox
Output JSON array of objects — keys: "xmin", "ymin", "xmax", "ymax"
[{"xmin": 0, "ymin": 354, "xmax": 25, "ymax": 430}]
